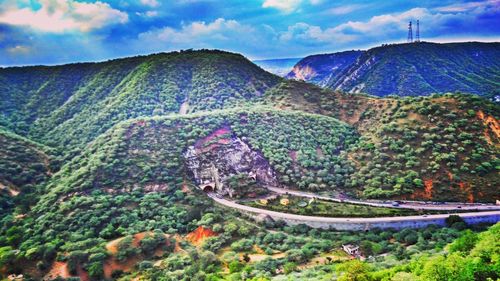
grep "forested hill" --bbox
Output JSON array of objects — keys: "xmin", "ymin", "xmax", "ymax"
[
  {"xmin": 0, "ymin": 49, "xmax": 280, "ymax": 151},
  {"xmin": 288, "ymin": 42, "xmax": 500, "ymax": 97}
]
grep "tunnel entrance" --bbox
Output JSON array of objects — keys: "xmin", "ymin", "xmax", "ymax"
[{"xmin": 200, "ymin": 184, "xmax": 215, "ymax": 192}]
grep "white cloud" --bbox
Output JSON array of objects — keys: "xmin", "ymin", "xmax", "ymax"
[
  {"xmin": 278, "ymin": 3, "xmax": 498, "ymax": 46},
  {"xmin": 327, "ymin": 4, "xmax": 367, "ymax": 15},
  {"xmin": 6, "ymin": 45, "xmax": 31, "ymax": 55},
  {"xmin": 138, "ymin": 18, "xmax": 255, "ymax": 44},
  {"xmin": 0, "ymin": 0, "xmax": 128, "ymax": 33},
  {"xmin": 434, "ymin": 0, "xmax": 499, "ymax": 12},
  {"xmin": 140, "ymin": 0, "xmax": 159, "ymax": 8},
  {"xmin": 280, "ymin": 22, "xmax": 357, "ymax": 43},
  {"xmin": 262, "ymin": 0, "xmax": 322, "ymax": 13},
  {"xmin": 262, "ymin": 0, "xmax": 301, "ymax": 13},
  {"xmin": 136, "ymin": 10, "xmax": 159, "ymax": 18}
]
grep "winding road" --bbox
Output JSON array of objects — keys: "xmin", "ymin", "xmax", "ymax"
[
  {"xmin": 206, "ymin": 191, "xmax": 500, "ymax": 230},
  {"xmin": 208, "ymin": 193, "xmax": 500, "ymax": 223},
  {"xmin": 266, "ymin": 186, "xmax": 500, "ymax": 211}
]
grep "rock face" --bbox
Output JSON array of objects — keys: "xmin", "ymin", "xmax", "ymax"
[
  {"xmin": 286, "ymin": 51, "xmax": 363, "ymax": 87},
  {"xmin": 184, "ymin": 127, "xmax": 277, "ymax": 194}
]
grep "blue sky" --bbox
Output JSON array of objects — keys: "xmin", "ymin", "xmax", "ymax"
[{"xmin": 0, "ymin": 0, "xmax": 499, "ymax": 66}]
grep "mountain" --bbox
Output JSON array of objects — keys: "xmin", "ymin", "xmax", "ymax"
[
  {"xmin": 0, "ymin": 49, "xmax": 498, "ymax": 280},
  {"xmin": 0, "ymin": 50, "xmax": 498, "ymax": 203},
  {"xmin": 288, "ymin": 42, "xmax": 500, "ymax": 98},
  {"xmin": 0, "ymin": 50, "xmax": 280, "ymax": 157},
  {"xmin": 254, "ymin": 58, "xmax": 302, "ymax": 76},
  {"xmin": 265, "ymin": 81, "xmax": 500, "ymax": 201},
  {"xmin": 286, "ymin": 51, "xmax": 362, "ymax": 86}
]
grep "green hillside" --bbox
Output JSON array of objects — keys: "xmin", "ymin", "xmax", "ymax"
[
  {"xmin": 0, "ymin": 49, "xmax": 498, "ymax": 280},
  {"xmin": 288, "ymin": 42, "xmax": 500, "ymax": 98},
  {"xmin": 0, "ymin": 50, "xmax": 280, "ymax": 154},
  {"xmin": 0, "ymin": 128, "xmax": 53, "ymax": 213}
]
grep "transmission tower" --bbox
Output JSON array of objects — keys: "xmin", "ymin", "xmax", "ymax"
[
  {"xmin": 407, "ymin": 21, "xmax": 413, "ymax": 43},
  {"xmin": 415, "ymin": 20, "xmax": 420, "ymax": 42}
]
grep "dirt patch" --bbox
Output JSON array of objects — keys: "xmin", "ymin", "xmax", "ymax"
[
  {"xmin": 244, "ymin": 252, "xmax": 286, "ymax": 263},
  {"xmin": 194, "ymin": 127, "xmax": 232, "ymax": 150},
  {"xmin": 477, "ymin": 110, "xmax": 500, "ymax": 146},
  {"xmin": 104, "ymin": 232, "xmax": 175, "ymax": 278},
  {"xmin": 410, "ymin": 179, "xmax": 433, "ymax": 200},
  {"xmin": 0, "ymin": 182, "xmax": 19, "ymax": 196},
  {"xmin": 297, "ymin": 251, "xmax": 350, "ymax": 270},
  {"xmin": 458, "ymin": 182, "xmax": 474, "ymax": 203},
  {"xmin": 186, "ymin": 226, "xmax": 217, "ymax": 246},
  {"xmin": 45, "ymin": 261, "xmax": 89, "ymax": 281}
]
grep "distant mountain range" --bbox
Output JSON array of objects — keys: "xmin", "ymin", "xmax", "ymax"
[
  {"xmin": 287, "ymin": 42, "xmax": 500, "ymax": 98},
  {"xmin": 254, "ymin": 58, "xmax": 302, "ymax": 76}
]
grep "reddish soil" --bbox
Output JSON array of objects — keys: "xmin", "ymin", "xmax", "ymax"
[
  {"xmin": 135, "ymin": 120, "xmax": 146, "ymax": 127},
  {"xmin": 410, "ymin": 179, "xmax": 433, "ymax": 200},
  {"xmin": 458, "ymin": 182, "xmax": 474, "ymax": 203},
  {"xmin": 45, "ymin": 261, "xmax": 89, "ymax": 281},
  {"xmin": 446, "ymin": 171, "xmax": 453, "ymax": 181},
  {"xmin": 104, "ymin": 232, "xmax": 175, "ymax": 279},
  {"xmin": 194, "ymin": 127, "xmax": 232, "ymax": 149},
  {"xmin": 477, "ymin": 110, "xmax": 500, "ymax": 145},
  {"xmin": 185, "ymin": 226, "xmax": 217, "ymax": 246}
]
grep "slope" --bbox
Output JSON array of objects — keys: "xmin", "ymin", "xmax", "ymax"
[
  {"xmin": 0, "ymin": 127, "xmax": 53, "ymax": 213},
  {"xmin": 0, "ymin": 50, "xmax": 281, "ymax": 155},
  {"xmin": 288, "ymin": 42, "xmax": 500, "ymax": 97},
  {"xmin": 264, "ymin": 80, "xmax": 500, "ymax": 201},
  {"xmin": 287, "ymin": 51, "xmax": 362, "ymax": 86}
]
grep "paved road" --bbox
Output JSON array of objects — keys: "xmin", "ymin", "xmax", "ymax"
[
  {"xmin": 266, "ymin": 186, "xmax": 500, "ymax": 211},
  {"xmin": 207, "ymin": 193, "xmax": 500, "ymax": 224}
]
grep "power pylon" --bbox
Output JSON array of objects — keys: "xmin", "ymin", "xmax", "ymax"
[
  {"xmin": 415, "ymin": 20, "xmax": 420, "ymax": 42},
  {"xmin": 407, "ymin": 21, "xmax": 413, "ymax": 43}
]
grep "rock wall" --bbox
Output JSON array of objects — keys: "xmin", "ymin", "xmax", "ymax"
[{"xmin": 184, "ymin": 127, "xmax": 278, "ymax": 192}]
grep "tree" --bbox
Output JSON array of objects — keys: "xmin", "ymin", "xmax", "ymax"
[
  {"xmin": 335, "ymin": 259, "xmax": 372, "ymax": 281},
  {"xmin": 229, "ymin": 260, "xmax": 244, "ymax": 273},
  {"xmin": 445, "ymin": 215, "xmax": 466, "ymax": 228},
  {"xmin": 448, "ymin": 230, "xmax": 477, "ymax": 254},
  {"xmin": 0, "ymin": 246, "xmax": 15, "ymax": 268},
  {"xmin": 283, "ymin": 262, "xmax": 297, "ymax": 274}
]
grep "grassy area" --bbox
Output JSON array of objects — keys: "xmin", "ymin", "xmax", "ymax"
[{"xmin": 242, "ymin": 195, "xmax": 425, "ymax": 218}]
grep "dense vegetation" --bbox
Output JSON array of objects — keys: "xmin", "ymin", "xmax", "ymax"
[
  {"xmin": 289, "ymin": 42, "xmax": 500, "ymax": 98},
  {"xmin": 131, "ymin": 216, "xmax": 498, "ymax": 281},
  {"xmin": 0, "ymin": 50, "xmax": 279, "ymax": 158},
  {"xmin": 0, "ymin": 49, "xmax": 498, "ymax": 280},
  {"xmin": 45, "ymin": 108, "xmax": 356, "ymax": 197},
  {"xmin": 0, "ymin": 128, "xmax": 54, "ymax": 213},
  {"xmin": 262, "ymin": 81, "xmax": 500, "ymax": 201}
]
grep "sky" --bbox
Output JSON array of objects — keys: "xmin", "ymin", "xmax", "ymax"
[{"xmin": 0, "ymin": 0, "xmax": 499, "ymax": 66}]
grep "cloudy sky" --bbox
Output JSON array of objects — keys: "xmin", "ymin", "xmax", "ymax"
[{"xmin": 0, "ymin": 0, "xmax": 499, "ymax": 66}]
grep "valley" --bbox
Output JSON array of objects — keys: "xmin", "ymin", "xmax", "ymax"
[{"xmin": 0, "ymin": 49, "xmax": 498, "ymax": 281}]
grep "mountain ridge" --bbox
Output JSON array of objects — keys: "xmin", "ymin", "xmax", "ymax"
[{"xmin": 287, "ymin": 42, "xmax": 500, "ymax": 98}]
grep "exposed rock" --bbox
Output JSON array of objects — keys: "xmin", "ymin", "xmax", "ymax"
[{"xmin": 184, "ymin": 127, "xmax": 278, "ymax": 194}]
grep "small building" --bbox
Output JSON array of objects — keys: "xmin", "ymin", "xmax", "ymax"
[
  {"xmin": 7, "ymin": 274, "xmax": 23, "ymax": 281},
  {"xmin": 280, "ymin": 198, "xmax": 290, "ymax": 206},
  {"xmin": 342, "ymin": 244, "xmax": 360, "ymax": 257}
]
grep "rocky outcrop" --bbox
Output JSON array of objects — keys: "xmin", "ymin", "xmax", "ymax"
[
  {"xmin": 184, "ymin": 127, "xmax": 278, "ymax": 194},
  {"xmin": 286, "ymin": 50, "xmax": 363, "ymax": 87}
]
